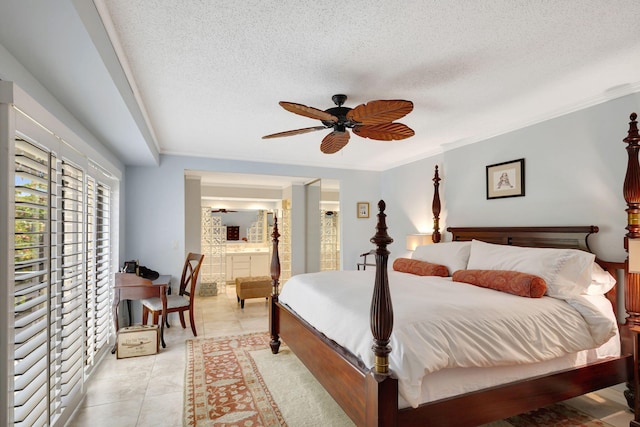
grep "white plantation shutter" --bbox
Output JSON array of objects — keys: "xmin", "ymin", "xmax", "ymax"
[
  {"xmin": 85, "ymin": 177, "xmax": 97, "ymax": 366},
  {"xmin": 94, "ymin": 182, "xmax": 112, "ymax": 354},
  {"xmin": 58, "ymin": 162, "xmax": 85, "ymax": 404},
  {"xmin": 13, "ymin": 138, "xmax": 55, "ymax": 427},
  {"xmin": 85, "ymin": 177, "xmax": 112, "ymax": 370}
]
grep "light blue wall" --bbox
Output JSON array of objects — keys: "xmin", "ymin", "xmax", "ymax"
[
  {"xmin": 380, "ymin": 153, "xmax": 445, "ymax": 260},
  {"xmin": 125, "ymin": 154, "xmax": 381, "ymax": 280},
  {"xmin": 382, "ymin": 93, "xmax": 640, "ymax": 263}
]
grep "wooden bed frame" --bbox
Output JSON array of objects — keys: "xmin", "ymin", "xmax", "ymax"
[{"xmin": 268, "ymin": 112, "xmax": 640, "ymax": 426}]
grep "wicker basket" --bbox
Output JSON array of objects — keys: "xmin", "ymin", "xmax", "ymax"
[{"xmin": 199, "ymin": 281, "xmax": 218, "ymax": 296}]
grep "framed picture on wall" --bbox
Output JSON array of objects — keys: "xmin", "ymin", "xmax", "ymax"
[
  {"xmin": 486, "ymin": 158, "xmax": 525, "ymax": 199},
  {"xmin": 357, "ymin": 202, "xmax": 370, "ymax": 218}
]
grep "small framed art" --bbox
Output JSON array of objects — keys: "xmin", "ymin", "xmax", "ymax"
[
  {"xmin": 486, "ymin": 158, "xmax": 525, "ymax": 199},
  {"xmin": 357, "ymin": 202, "xmax": 370, "ymax": 218}
]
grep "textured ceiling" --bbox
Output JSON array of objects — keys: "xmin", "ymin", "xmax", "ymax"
[{"xmin": 1, "ymin": 1, "xmax": 639, "ymax": 172}]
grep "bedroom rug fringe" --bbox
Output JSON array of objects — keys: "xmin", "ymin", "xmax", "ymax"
[{"xmin": 184, "ymin": 332, "xmax": 624, "ymax": 426}]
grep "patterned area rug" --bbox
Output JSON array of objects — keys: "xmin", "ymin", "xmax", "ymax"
[
  {"xmin": 483, "ymin": 404, "xmax": 613, "ymax": 426},
  {"xmin": 184, "ymin": 333, "xmax": 619, "ymax": 426},
  {"xmin": 185, "ymin": 333, "xmax": 283, "ymax": 426}
]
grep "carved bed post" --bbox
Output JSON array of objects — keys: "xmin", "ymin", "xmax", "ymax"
[
  {"xmin": 624, "ymin": 112, "xmax": 640, "ymax": 328},
  {"xmin": 623, "ymin": 113, "xmax": 640, "ymax": 420},
  {"xmin": 432, "ymin": 165, "xmax": 442, "ymax": 243},
  {"xmin": 269, "ymin": 216, "xmax": 281, "ymax": 354},
  {"xmin": 366, "ymin": 200, "xmax": 398, "ymax": 426},
  {"xmin": 370, "ymin": 200, "xmax": 394, "ymax": 374}
]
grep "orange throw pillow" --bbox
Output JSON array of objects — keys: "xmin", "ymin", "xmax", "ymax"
[
  {"xmin": 452, "ymin": 270, "xmax": 547, "ymax": 298},
  {"xmin": 393, "ymin": 258, "xmax": 449, "ymax": 277}
]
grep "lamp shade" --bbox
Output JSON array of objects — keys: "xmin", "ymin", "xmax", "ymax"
[
  {"xmin": 629, "ymin": 239, "xmax": 640, "ymax": 273},
  {"xmin": 406, "ymin": 234, "xmax": 433, "ymax": 251}
]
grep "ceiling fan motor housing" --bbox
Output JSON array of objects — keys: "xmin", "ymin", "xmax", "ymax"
[{"xmin": 322, "ymin": 106, "xmax": 353, "ymax": 129}]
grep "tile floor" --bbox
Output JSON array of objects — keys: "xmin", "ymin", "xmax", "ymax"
[
  {"xmin": 66, "ymin": 284, "xmax": 635, "ymax": 427},
  {"xmin": 67, "ymin": 285, "xmax": 270, "ymax": 427}
]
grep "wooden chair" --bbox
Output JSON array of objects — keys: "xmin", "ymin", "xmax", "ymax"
[
  {"xmin": 142, "ymin": 252, "xmax": 204, "ymax": 337},
  {"xmin": 356, "ymin": 249, "xmax": 376, "ymax": 270}
]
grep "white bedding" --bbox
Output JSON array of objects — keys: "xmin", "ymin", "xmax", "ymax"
[{"xmin": 278, "ymin": 270, "xmax": 619, "ymax": 408}]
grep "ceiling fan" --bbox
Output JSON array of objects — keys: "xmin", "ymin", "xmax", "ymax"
[
  {"xmin": 262, "ymin": 94, "xmax": 414, "ymax": 154},
  {"xmin": 211, "ymin": 208, "xmax": 237, "ymax": 213}
]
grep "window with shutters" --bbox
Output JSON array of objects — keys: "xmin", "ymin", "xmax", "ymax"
[{"xmin": 4, "ymin": 85, "xmax": 120, "ymax": 427}]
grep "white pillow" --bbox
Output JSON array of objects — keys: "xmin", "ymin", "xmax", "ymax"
[
  {"xmin": 412, "ymin": 241, "xmax": 471, "ymax": 275},
  {"xmin": 587, "ymin": 262, "xmax": 617, "ymax": 295},
  {"xmin": 466, "ymin": 240, "xmax": 595, "ymax": 298}
]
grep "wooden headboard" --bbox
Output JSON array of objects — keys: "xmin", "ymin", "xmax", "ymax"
[{"xmin": 447, "ymin": 226, "xmax": 598, "ymax": 251}]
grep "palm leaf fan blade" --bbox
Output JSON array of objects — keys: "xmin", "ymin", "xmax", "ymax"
[
  {"xmin": 279, "ymin": 101, "xmax": 338, "ymax": 122},
  {"xmin": 346, "ymin": 100, "xmax": 413, "ymax": 125},
  {"xmin": 320, "ymin": 131, "xmax": 350, "ymax": 154},
  {"xmin": 262, "ymin": 126, "xmax": 327, "ymax": 139},
  {"xmin": 353, "ymin": 123, "xmax": 415, "ymax": 141}
]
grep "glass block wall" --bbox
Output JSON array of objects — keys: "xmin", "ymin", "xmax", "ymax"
[
  {"xmin": 320, "ymin": 210, "xmax": 340, "ymax": 271},
  {"xmin": 200, "ymin": 208, "xmax": 226, "ymax": 295}
]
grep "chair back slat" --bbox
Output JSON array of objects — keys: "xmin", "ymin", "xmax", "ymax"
[{"xmin": 180, "ymin": 253, "xmax": 204, "ymax": 298}]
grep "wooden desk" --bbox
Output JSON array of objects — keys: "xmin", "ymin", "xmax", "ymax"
[{"xmin": 112, "ymin": 273, "xmax": 169, "ymax": 351}]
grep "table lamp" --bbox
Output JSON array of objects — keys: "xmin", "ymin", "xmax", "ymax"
[{"xmin": 406, "ymin": 234, "xmax": 433, "ymax": 251}]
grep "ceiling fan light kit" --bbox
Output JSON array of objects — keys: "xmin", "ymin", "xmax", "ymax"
[{"xmin": 263, "ymin": 94, "xmax": 414, "ymax": 154}]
